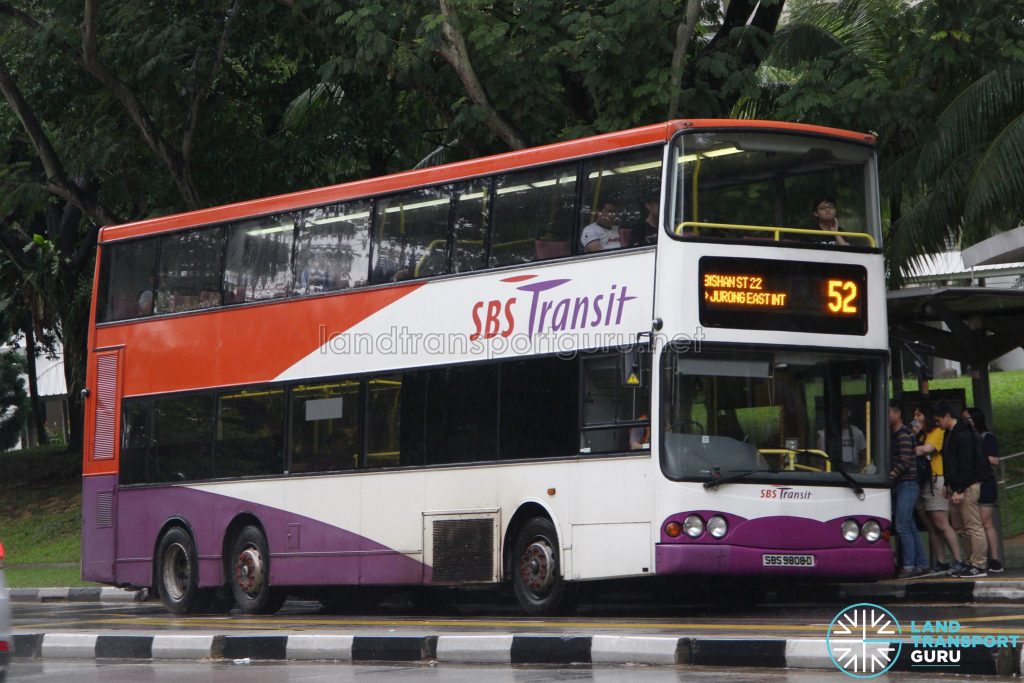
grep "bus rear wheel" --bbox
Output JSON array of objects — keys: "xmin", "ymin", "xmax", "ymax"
[
  {"xmin": 229, "ymin": 525, "xmax": 286, "ymax": 614},
  {"xmin": 511, "ymin": 517, "xmax": 572, "ymax": 616},
  {"xmin": 156, "ymin": 527, "xmax": 203, "ymax": 614}
]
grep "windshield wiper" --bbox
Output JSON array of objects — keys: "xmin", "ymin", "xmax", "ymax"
[
  {"xmin": 828, "ymin": 457, "xmax": 866, "ymax": 500},
  {"xmin": 703, "ymin": 468, "xmax": 780, "ymax": 490}
]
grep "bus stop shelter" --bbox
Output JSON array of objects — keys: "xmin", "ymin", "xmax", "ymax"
[{"xmin": 888, "ymin": 286, "xmax": 1024, "ymax": 431}]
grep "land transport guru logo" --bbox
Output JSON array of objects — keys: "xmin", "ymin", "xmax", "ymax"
[
  {"xmin": 827, "ymin": 602, "xmax": 1020, "ymax": 678},
  {"xmin": 827, "ymin": 602, "xmax": 901, "ymax": 678}
]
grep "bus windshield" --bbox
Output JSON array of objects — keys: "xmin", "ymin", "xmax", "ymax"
[
  {"xmin": 671, "ymin": 131, "xmax": 880, "ymax": 246},
  {"xmin": 660, "ymin": 348, "xmax": 888, "ymax": 484}
]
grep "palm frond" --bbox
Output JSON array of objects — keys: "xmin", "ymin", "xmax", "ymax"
[
  {"xmin": 962, "ymin": 112, "xmax": 1024, "ymax": 235},
  {"xmin": 281, "ymin": 83, "xmax": 346, "ymax": 131}
]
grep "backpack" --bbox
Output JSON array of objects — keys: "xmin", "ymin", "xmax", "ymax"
[{"xmin": 916, "ymin": 452, "xmax": 933, "ymax": 484}]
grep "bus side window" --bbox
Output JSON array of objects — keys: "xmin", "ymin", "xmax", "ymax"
[
  {"xmin": 216, "ymin": 388, "xmax": 286, "ymax": 478},
  {"xmin": 290, "ymin": 381, "xmax": 361, "ymax": 473},
  {"xmin": 491, "ymin": 163, "xmax": 577, "ymax": 267},
  {"xmin": 223, "ymin": 214, "xmax": 295, "ymax": 304},
  {"xmin": 581, "ymin": 147, "xmax": 663, "ymax": 251},
  {"xmin": 98, "ymin": 239, "xmax": 158, "ymax": 323},
  {"xmin": 155, "ymin": 227, "xmax": 224, "ymax": 315},
  {"xmin": 294, "ymin": 200, "xmax": 372, "ymax": 294},
  {"xmin": 580, "ymin": 353, "xmax": 651, "ymax": 454},
  {"xmin": 450, "ymin": 179, "xmax": 489, "ymax": 273},
  {"xmin": 371, "ymin": 187, "xmax": 452, "ymax": 284}
]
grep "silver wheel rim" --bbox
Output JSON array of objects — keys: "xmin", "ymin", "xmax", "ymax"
[
  {"xmin": 235, "ymin": 545, "xmax": 265, "ymax": 598},
  {"xmin": 162, "ymin": 542, "xmax": 191, "ymax": 602},
  {"xmin": 519, "ymin": 539, "xmax": 555, "ymax": 595}
]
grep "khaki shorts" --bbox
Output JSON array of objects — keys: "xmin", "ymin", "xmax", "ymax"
[{"xmin": 917, "ymin": 474, "xmax": 949, "ymax": 512}]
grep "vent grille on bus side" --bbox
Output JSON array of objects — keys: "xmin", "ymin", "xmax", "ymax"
[
  {"xmin": 96, "ymin": 491, "xmax": 114, "ymax": 528},
  {"xmin": 93, "ymin": 354, "xmax": 118, "ymax": 460},
  {"xmin": 431, "ymin": 519, "xmax": 494, "ymax": 582}
]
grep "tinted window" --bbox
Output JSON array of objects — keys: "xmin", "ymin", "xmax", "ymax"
[
  {"xmin": 581, "ymin": 353, "xmax": 651, "ymax": 453},
  {"xmin": 119, "ymin": 399, "xmax": 153, "ymax": 484},
  {"xmin": 290, "ymin": 380, "xmax": 361, "ymax": 473},
  {"xmin": 294, "ymin": 200, "xmax": 371, "ymax": 294},
  {"xmin": 372, "ymin": 187, "xmax": 452, "ymax": 283},
  {"xmin": 153, "ymin": 394, "xmax": 215, "ymax": 482},
  {"xmin": 491, "ymin": 164, "xmax": 577, "ymax": 267},
  {"xmin": 451, "ymin": 180, "xmax": 490, "ymax": 273},
  {"xmin": 223, "ymin": 215, "xmax": 295, "ymax": 304},
  {"xmin": 216, "ymin": 388, "xmax": 285, "ymax": 478},
  {"xmin": 98, "ymin": 239, "xmax": 158, "ymax": 322},
  {"xmin": 155, "ymin": 227, "xmax": 224, "ymax": 314},
  {"xmin": 499, "ymin": 356, "xmax": 577, "ymax": 459},
  {"xmin": 425, "ymin": 364, "xmax": 498, "ymax": 464},
  {"xmin": 366, "ymin": 374, "xmax": 425, "ymax": 468},
  {"xmin": 581, "ymin": 148, "xmax": 662, "ymax": 251}
]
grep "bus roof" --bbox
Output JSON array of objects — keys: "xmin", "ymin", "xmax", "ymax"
[{"xmin": 99, "ymin": 119, "xmax": 875, "ymax": 243}]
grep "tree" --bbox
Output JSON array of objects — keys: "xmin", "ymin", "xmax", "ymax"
[
  {"xmin": 0, "ymin": 347, "xmax": 27, "ymax": 450},
  {"xmin": 735, "ymin": 0, "xmax": 1024, "ymax": 284}
]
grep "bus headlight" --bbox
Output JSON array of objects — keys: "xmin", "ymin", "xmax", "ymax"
[
  {"xmin": 707, "ymin": 515, "xmax": 728, "ymax": 539},
  {"xmin": 841, "ymin": 519, "xmax": 860, "ymax": 542},
  {"xmin": 861, "ymin": 519, "xmax": 881, "ymax": 543},
  {"xmin": 683, "ymin": 514, "xmax": 704, "ymax": 538}
]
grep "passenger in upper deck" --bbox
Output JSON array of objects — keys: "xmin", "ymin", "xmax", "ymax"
[
  {"xmin": 581, "ymin": 200, "xmax": 623, "ymax": 252},
  {"xmin": 810, "ymin": 196, "xmax": 849, "ymax": 246},
  {"xmin": 623, "ymin": 190, "xmax": 660, "ymax": 247}
]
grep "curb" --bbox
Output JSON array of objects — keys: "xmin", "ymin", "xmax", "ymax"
[
  {"xmin": 10, "ymin": 633, "xmax": 1023, "ymax": 676},
  {"xmin": 10, "ymin": 587, "xmax": 145, "ymax": 603}
]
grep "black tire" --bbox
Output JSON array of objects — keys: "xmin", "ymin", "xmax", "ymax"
[
  {"xmin": 229, "ymin": 525, "xmax": 286, "ymax": 614},
  {"xmin": 156, "ymin": 527, "xmax": 203, "ymax": 614},
  {"xmin": 511, "ymin": 517, "xmax": 573, "ymax": 616}
]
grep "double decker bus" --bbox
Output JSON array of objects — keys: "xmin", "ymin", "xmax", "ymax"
[{"xmin": 82, "ymin": 120, "xmax": 892, "ymax": 616}]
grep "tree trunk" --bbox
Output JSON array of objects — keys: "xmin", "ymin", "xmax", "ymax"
[
  {"xmin": 668, "ymin": 0, "xmax": 702, "ymax": 119},
  {"xmin": 21, "ymin": 322, "xmax": 48, "ymax": 446}
]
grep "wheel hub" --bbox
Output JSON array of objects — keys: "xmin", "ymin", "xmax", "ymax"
[
  {"xmin": 162, "ymin": 542, "xmax": 190, "ymax": 601},
  {"xmin": 519, "ymin": 540, "xmax": 554, "ymax": 593},
  {"xmin": 235, "ymin": 546, "xmax": 265, "ymax": 597}
]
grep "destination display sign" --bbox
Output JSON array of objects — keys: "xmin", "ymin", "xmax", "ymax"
[{"xmin": 698, "ymin": 257, "xmax": 867, "ymax": 335}]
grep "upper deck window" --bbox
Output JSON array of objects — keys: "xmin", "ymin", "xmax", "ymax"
[
  {"xmin": 671, "ymin": 132, "xmax": 880, "ymax": 247},
  {"xmin": 372, "ymin": 186, "xmax": 452, "ymax": 283},
  {"xmin": 490, "ymin": 163, "xmax": 577, "ymax": 267},
  {"xmin": 580, "ymin": 147, "xmax": 663, "ymax": 252},
  {"xmin": 155, "ymin": 226, "xmax": 224, "ymax": 314},
  {"xmin": 294, "ymin": 200, "xmax": 371, "ymax": 294},
  {"xmin": 223, "ymin": 215, "xmax": 296, "ymax": 304},
  {"xmin": 97, "ymin": 238, "xmax": 157, "ymax": 323}
]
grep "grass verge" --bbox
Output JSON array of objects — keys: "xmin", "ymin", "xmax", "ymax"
[{"xmin": 0, "ymin": 445, "xmax": 97, "ymax": 587}]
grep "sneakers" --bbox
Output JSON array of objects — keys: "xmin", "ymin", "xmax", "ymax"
[
  {"xmin": 934, "ymin": 562, "xmax": 951, "ymax": 572},
  {"xmin": 988, "ymin": 559, "xmax": 1004, "ymax": 573},
  {"xmin": 896, "ymin": 566, "xmax": 931, "ymax": 579},
  {"xmin": 951, "ymin": 564, "xmax": 987, "ymax": 578},
  {"xmin": 946, "ymin": 561, "xmax": 969, "ymax": 576}
]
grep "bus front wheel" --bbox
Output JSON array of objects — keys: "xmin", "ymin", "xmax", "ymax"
[
  {"xmin": 229, "ymin": 525, "xmax": 286, "ymax": 614},
  {"xmin": 511, "ymin": 517, "xmax": 572, "ymax": 616},
  {"xmin": 156, "ymin": 527, "xmax": 203, "ymax": 614}
]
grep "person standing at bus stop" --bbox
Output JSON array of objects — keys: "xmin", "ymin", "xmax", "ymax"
[
  {"xmin": 935, "ymin": 401, "xmax": 990, "ymax": 577},
  {"xmin": 912, "ymin": 404, "xmax": 962, "ymax": 574},
  {"xmin": 889, "ymin": 400, "xmax": 929, "ymax": 577},
  {"xmin": 964, "ymin": 407, "xmax": 1004, "ymax": 573}
]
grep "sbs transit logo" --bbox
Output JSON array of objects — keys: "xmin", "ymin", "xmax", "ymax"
[{"xmin": 826, "ymin": 602, "xmax": 901, "ymax": 678}]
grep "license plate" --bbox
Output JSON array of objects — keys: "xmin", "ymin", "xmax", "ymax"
[{"xmin": 762, "ymin": 553, "xmax": 816, "ymax": 567}]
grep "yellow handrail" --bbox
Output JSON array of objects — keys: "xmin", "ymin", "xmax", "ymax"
[
  {"xmin": 675, "ymin": 221, "xmax": 875, "ymax": 248},
  {"xmin": 758, "ymin": 448, "xmax": 832, "ymax": 473}
]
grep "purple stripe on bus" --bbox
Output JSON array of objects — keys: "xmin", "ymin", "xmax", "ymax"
[
  {"xmin": 82, "ymin": 474, "xmax": 119, "ymax": 584},
  {"xmin": 658, "ymin": 512, "xmax": 889, "ymax": 549},
  {"xmin": 107, "ymin": 482, "xmax": 429, "ymax": 589},
  {"xmin": 655, "ymin": 543, "xmax": 893, "ymax": 578}
]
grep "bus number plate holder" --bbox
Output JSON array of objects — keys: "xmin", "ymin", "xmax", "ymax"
[{"xmin": 762, "ymin": 553, "xmax": 816, "ymax": 567}]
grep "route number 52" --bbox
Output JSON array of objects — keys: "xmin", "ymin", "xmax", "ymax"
[{"xmin": 827, "ymin": 280, "xmax": 858, "ymax": 314}]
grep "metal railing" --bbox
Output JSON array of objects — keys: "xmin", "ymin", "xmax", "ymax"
[{"xmin": 998, "ymin": 451, "xmax": 1023, "ymax": 537}]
